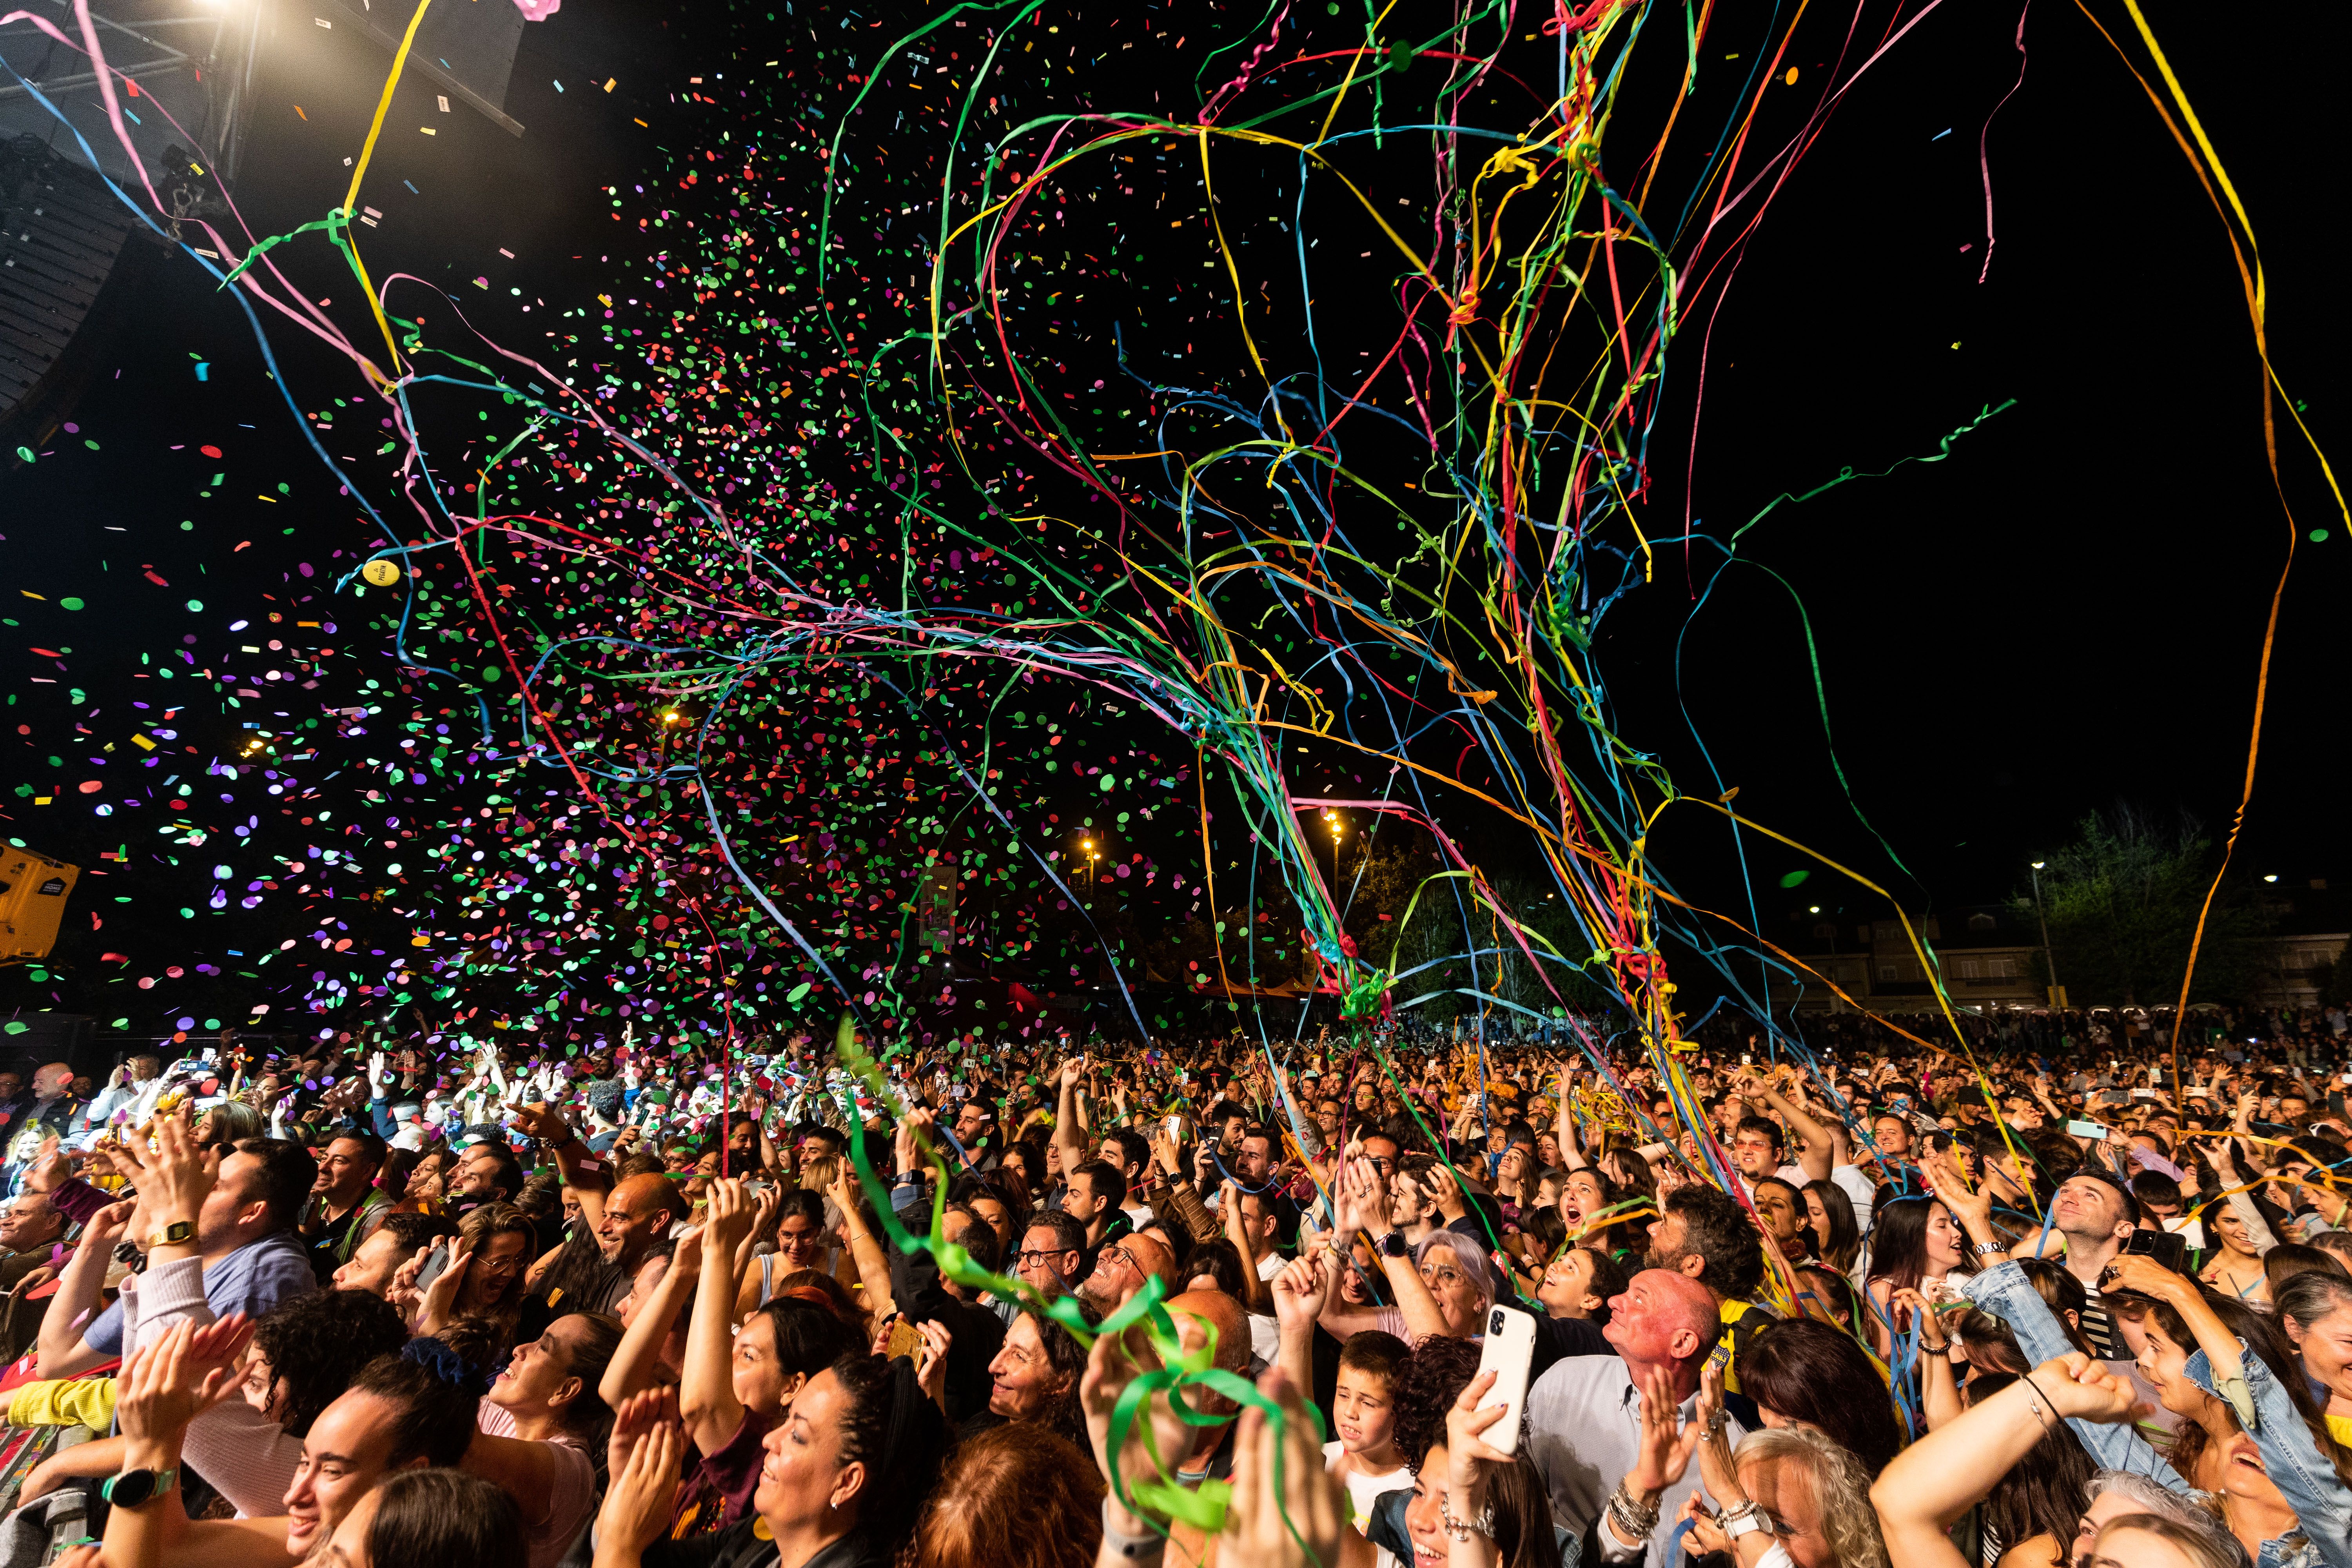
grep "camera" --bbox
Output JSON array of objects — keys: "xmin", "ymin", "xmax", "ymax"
[{"xmin": 1490, "ymin": 1309, "xmax": 1507, "ymax": 1335}]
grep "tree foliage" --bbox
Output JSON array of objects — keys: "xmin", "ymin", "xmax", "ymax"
[{"xmin": 2014, "ymin": 805, "xmax": 2270, "ymax": 1007}]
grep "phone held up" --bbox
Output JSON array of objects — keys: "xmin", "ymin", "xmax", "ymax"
[
  {"xmin": 1471, "ymin": 1307, "xmax": 1537, "ymax": 1457},
  {"xmin": 2123, "ymin": 1227, "xmax": 2189, "ymax": 1274}
]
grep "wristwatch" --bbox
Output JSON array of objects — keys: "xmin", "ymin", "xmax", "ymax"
[
  {"xmin": 1379, "ymin": 1229, "xmax": 1410, "ymax": 1259},
  {"xmin": 1719, "ymin": 1500, "xmax": 1774, "ymax": 1542},
  {"xmin": 147, "ymin": 1220, "xmax": 195, "ymax": 1250},
  {"xmin": 101, "ymin": 1466, "xmax": 178, "ymax": 1509},
  {"xmin": 1973, "ymin": 1240, "xmax": 2005, "ymax": 1257}
]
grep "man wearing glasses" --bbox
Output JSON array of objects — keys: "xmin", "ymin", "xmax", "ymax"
[
  {"xmin": 1077, "ymin": 1230, "xmax": 1174, "ymax": 1312},
  {"xmin": 1009, "ymin": 1210, "xmax": 1088, "ymax": 1299}
]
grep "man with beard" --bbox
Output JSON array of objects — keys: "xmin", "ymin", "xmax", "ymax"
[
  {"xmin": 510, "ymin": 1102, "xmax": 684, "ymax": 1319},
  {"xmin": 1643, "ymin": 1180, "xmax": 1770, "ymax": 1391}
]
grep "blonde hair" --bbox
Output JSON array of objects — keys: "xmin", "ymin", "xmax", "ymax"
[
  {"xmin": 1736, "ymin": 1424, "xmax": 1889, "ymax": 1568},
  {"xmin": 2093, "ymin": 1514, "xmax": 2247, "ymax": 1568}
]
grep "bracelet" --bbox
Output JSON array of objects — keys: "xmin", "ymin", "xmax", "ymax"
[
  {"xmin": 1607, "ymin": 1480, "xmax": 1662, "ymax": 1541},
  {"xmin": 1918, "ymin": 1339, "xmax": 1950, "ymax": 1356},
  {"xmin": 1099, "ymin": 1497, "xmax": 1167, "ymax": 1561},
  {"xmin": 1439, "ymin": 1491, "xmax": 1495, "ymax": 1542},
  {"xmin": 2020, "ymin": 1372, "xmax": 2059, "ymax": 1429}
]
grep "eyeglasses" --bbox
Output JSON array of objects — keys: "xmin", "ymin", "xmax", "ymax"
[
  {"xmin": 1100, "ymin": 1244, "xmax": 1139, "ymax": 1272},
  {"xmin": 1011, "ymin": 1249, "xmax": 1070, "ymax": 1269}
]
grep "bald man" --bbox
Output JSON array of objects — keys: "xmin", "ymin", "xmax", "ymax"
[
  {"xmin": 529, "ymin": 1169, "xmax": 686, "ymax": 1322},
  {"xmin": 1523, "ymin": 1267, "xmax": 1746, "ymax": 1565},
  {"xmin": 1, "ymin": 1064, "xmax": 83, "ymax": 1189},
  {"xmin": 1158, "ymin": 1289, "xmax": 1254, "ymax": 1480},
  {"xmin": 1076, "ymin": 1229, "xmax": 1175, "ymax": 1313}
]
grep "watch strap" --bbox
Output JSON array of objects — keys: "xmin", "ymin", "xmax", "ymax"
[
  {"xmin": 147, "ymin": 1220, "xmax": 195, "ymax": 1250},
  {"xmin": 102, "ymin": 1466, "xmax": 178, "ymax": 1508},
  {"xmin": 1720, "ymin": 1501, "xmax": 1773, "ymax": 1541}
]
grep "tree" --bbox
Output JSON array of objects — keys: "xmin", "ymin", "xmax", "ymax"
[{"xmin": 2014, "ymin": 805, "xmax": 2271, "ymax": 1007}]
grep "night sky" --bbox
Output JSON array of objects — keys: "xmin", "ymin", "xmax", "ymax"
[{"xmin": 2, "ymin": 0, "xmax": 2343, "ymax": 1045}]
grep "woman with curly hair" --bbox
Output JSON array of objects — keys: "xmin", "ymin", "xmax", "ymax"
[
  {"xmin": 597, "ymin": 1350, "xmax": 952, "ymax": 1568},
  {"xmin": 977, "ymin": 1301, "xmax": 1096, "ymax": 1449},
  {"xmin": 1388, "ymin": 1337, "xmax": 1557, "ymax": 1568}
]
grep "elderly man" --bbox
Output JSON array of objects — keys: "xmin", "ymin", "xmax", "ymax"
[
  {"xmin": 1523, "ymin": 1267, "xmax": 1746, "ymax": 1565},
  {"xmin": 1076, "ymin": 1230, "xmax": 1175, "ymax": 1313},
  {"xmin": 1, "ymin": 1064, "xmax": 84, "ymax": 1190},
  {"xmin": 0, "ymin": 1188, "xmax": 66, "ymax": 1292}
]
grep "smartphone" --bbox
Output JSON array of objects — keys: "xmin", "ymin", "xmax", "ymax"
[
  {"xmin": 885, "ymin": 1316, "xmax": 928, "ymax": 1363},
  {"xmin": 2066, "ymin": 1120, "xmax": 2109, "ymax": 1140},
  {"xmin": 1472, "ymin": 1307, "xmax": 1537, "ymax": 1456},
  {"xmin": 2123, "ymin": 1228, "xmax": 2189, "ymax": 1273},
  {"xmin": 416, "ymin": 1242, "xmax": 451, "ymax": 1293}
]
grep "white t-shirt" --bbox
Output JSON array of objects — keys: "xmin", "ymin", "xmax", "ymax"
[
  {"xmin": 1248, "ymin": 1250, "xmax": 1285, "ymax": 1365},
  {"xmin": 1323, "ymin": 1439, "xmax": 1405, "ymax": 1568}
]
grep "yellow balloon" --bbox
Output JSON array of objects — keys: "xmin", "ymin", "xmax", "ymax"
[{"xmin": 360, "ymin": 559, "xmax": 403, "ymax": 587}]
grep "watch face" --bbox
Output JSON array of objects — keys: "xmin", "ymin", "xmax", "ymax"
[{"xmin": 106, "ymin": 1470, "xmax": 157, "ymax": 1509}]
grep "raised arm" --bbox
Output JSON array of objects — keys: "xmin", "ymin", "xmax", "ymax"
[
  {"xmin": 2109, "ymin": 1253, "xmax": 2352, "ymax": 1566},
  {"xmin": 37, "ymin": 1197, "xmax": 137, "ymax": 1379},
  {"xmin": 682, "ymin": 1180, "xmax": 756, "ymax": 1456},
  {"xmin": 825, "ymin": 1157, "xmax": 897, "ymax": 1321},
  {"xmin": 1758, "ymin": 1076, "xmax": 1834, "ymax": 1183},
  {"xmin": 1872, "ymin": 1354, "xmax": 2144, "ymax": 1568},
  {"xmin": 600, "ymin": 1226, "xmax": 702, "ymax": 1410},
  {"xmin": 1051, "ymin": 1058, "xmax": 1090, "ymax": 1177}
]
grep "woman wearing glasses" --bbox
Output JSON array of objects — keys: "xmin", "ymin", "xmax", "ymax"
[{"xmin": 409, "ymin": 1199, "xmax": 539, "ymax": 1349}]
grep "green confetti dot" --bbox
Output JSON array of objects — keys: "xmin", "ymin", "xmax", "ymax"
[
  {"xmin": 1777, "ymin": 869, "xmax": 1811, "ymax": 888},
  {"xmin": 2312, "ymin": 528, "xmax": 2331, "ymax": 543},
  {"xmin": 2, "ymin": 1021, "xmax": 26, "ymax": 1035},
  {"xmin": 482, "ymin": 666, "xmax": 504, "ymax": 682},
  {"xmin": 59, "ymin": 597, "xmax": 84, "ymax": 611},
  {"xmin": 786, "ymin": 981, "xmax": 813, "ymax": 1003},
  {"xmin": 186, "ymin": 600, "xmax": 204, "ymax": 612}
]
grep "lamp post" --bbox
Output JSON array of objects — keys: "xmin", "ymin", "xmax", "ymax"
[
  {"xmin": 1323, "ymin": 809, "xmax": 1344, "ymax": 892},
  {"xmin": 2029, "ymin": 860, "xmax": 2065, "ymax": 1012},
  {"xmin": 1080, "ymin": 838, "xmax": 1099, "ymax": 915}
]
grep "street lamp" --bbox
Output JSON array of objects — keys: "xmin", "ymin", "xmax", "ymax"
[
  {"xmin": 2029, "ymin": 860, "xmax": 2065, "ymax": 1011},
  {"xmin": 1322, "ymin": 809, "xmax": 1344, "ymax": 891}
]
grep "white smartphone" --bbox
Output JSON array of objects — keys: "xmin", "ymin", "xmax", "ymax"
[{"xmin": 1472, "ymin": 1306, "xmax": 1537, "ymax": 1456}]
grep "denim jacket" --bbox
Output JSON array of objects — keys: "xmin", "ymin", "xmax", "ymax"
[
  {"xmin": 2183, "ymin": 1341, "xmax": 2352, "ymax": 1568},
  {"xmin": 1961, "ymin": 1261, "xmax": 2319, "ymax": 1568}
]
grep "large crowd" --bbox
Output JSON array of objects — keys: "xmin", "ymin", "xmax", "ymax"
[{"xmin": 0, "ymin": 1003, "xmax": 2347, "ymax": 1568}]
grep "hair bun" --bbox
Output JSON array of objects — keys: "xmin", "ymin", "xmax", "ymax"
[{"xmin": 401, "ymin": 1336, "xmax": 492, "ymax": 1396}]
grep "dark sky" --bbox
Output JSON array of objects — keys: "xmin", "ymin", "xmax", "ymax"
[{"xmin": 2, "ymin": 0, "xmax": 2343, "ymax": 1035}]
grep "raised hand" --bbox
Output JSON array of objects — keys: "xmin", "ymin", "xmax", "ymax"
[
  {"xmin": 111, "ymin": 1108, "xmax": 218, "ymax": 1227},
  {"xmin": 1445, "ymin": 1368, "xmax": 1517, "ymax": 1495},
  {"xmin": 1623, "ymin": 1363, "xmax": 1707, "ymax": 1501},
  {"xmin": 116, "ymin": 1319, "xmax": 248, "ymax": 1447},
  {"xmin": 605, "ymin": 1384, "xmax": 682, "ymax": 1487},
  {"xmin": 701, "ymin": 1178, "xmax": 759, "ymax": 1261},
  {"xmin": 1331, "ymin": 1156, "xmax": 1385, "ymax": 1240},
  {"xmin": 595, "ymin": 1410, "xmax": 685, "ymax": 1557},
  {"xmin": 22, "ymin": 1135, "xmax": 71, "ymax": 1196},
  {"xmin": 1270, "ymin": 1252, "xmax": 1328, "ymax": 1338},
  {"xmin": 1220, "ymin": 1366, "xmax": 1344, "ymax": 1568},
  {"xmin": 912, "ymin": 1318, "xmax": 953, "ymax": 1412},
  {"xmin": 417, "ymin": 1240, "xmax": 474, "ymax": 1332}
]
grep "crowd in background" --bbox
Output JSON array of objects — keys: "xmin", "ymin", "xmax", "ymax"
[{"xmin": 0, "ymin": 1002, "xmax": 2348, "ymax": 1568}]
